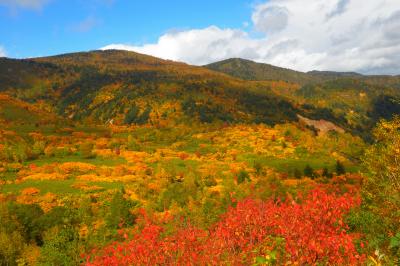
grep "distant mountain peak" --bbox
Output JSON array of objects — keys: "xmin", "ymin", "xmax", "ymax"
[
  {"xmin": 307, "ymin": 70, "xmax": 363, "ymax": 77},
  {"xmin": 206, "ymin": 58, "xmax": 312, "ymax": 84},
  {"xmin": 206, "ymin": 58, "xmax": 374, "ymax": 84}
]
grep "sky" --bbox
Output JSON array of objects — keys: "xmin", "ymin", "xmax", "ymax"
[{"xmin": 1, "ymin": 0, "xmax": 400, "ymax": 74}]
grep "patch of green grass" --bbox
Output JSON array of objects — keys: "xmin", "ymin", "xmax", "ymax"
[
  {"xmin": 239, "ymin": 153, "xmax": 360, "ymax": 175},
  {"xmin": 24, "ymin": 154, "xmax": 127, "ymax": 167},
  {"xmin": 112, "ymin": 132, "xmax": 131, "ymax": 138},
  {"xmin": 73, "ymin": 125, "xmax": 110, "ymax": 135},
  {"xmin": 0, "ymin": 171, "xmax": 17, "ymax": 181},
  {"xmin": 0, "ymin": 180, "xmax": 124, "ymax": 195},
  {"xmin": 176, "ymin": 139, "xmax": 201, "ymax": 153},
  {"xmin": 150, "ymin": 158, "xmax": 199, "ymax": 174},
  {"xmin": 1, "ymin": 104, "xmax": 40, "ymax": 124},
  {"xmin": 238, "ymin": 153, "xmax": 334, "ymax": 172},
  {"xmin": 8, "ymin": 124, "xmax": 54, "ymax": 136},
  {"xmin": 177, "ymin": 139, "xmax": 217, "ymax": 155},
  {"xmin": 91, "ymin": 182, "xmax": 125, "ymax": 190},
  {"xmin": 7, "ymin": 124, "xmax": 80, "ymax": 137},
  {"xmin": 1, "ymin": 180, "xmax": 79, "ymax": 195},
  {"xmin": 263, "ymin": 157, "xmax": 335, "ymax": 173}
]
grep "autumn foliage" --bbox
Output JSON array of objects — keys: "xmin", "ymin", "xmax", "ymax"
[{"xmin": 85, "ymin": 189, "xmax": 365, "ymax": 265}]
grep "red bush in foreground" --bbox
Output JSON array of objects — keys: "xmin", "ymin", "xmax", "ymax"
[{"xmin": 85, "ymin": 189, "xmax": 365, "ymax": 265}]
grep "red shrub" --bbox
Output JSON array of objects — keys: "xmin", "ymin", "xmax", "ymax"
[{"xmin": 85, "ymin": 189, "xmax": 365, "ymax": 265}]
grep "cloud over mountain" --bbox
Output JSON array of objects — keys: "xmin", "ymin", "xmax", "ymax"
[
  {"xmin": 0, "ymin": 46, "xmax": 6, "ymax": 57},
  {"xmin": 102, "ymin": 0, "xmax": 400, "ymax": 74}
]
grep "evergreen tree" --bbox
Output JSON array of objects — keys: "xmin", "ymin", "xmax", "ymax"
[
  {"xmin": 322, "ymin": 167, "xmax": 332, "ymax": 178},
  {"xmin": 335, "ymin": 160, "xmax": 346, "ymax": 175},
  {"xmin": 294, "ymin": 168, "xmax": 302, "ymax": 179},
  {"xmin": 304, "ymin": 165, "xmax": 314, "ymax": 178},
  {"xmin": 124, "ymin": 104, "xmax": 140, "ymax": 124},
  {"xmin": 237, "ymin": 170, "xmax": 250, "ymax": 184}
]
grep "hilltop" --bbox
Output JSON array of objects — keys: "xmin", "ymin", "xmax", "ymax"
[
  {"xmin": 206, "ymin": 58, "xmax": 315, "ymax": 84},
  {"xmin": 205, "ymin": 57, "xmax": 398, "ymax": 83}
]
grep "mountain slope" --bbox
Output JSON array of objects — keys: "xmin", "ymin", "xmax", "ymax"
[
  {"xmin": 0, "ymin": 94, "xmax": 57, "ymax": 125},
  {"xmin": 205, "ymin": 58, "xmax": 315, "ymax": 85},
  {"xmin": 206, "ymin": 58, "xmax": 400, "ymax": 139},
  {"xmin": 0, "ymin": 50, "xmax": 312, "ymax": 127},
  {"xmin": 205, "ymin": 58, "xmax": 400, "ymax": 85},
  {"xmin": 2, "ymin": 50, "xmax": 399, "ymax": 140}
]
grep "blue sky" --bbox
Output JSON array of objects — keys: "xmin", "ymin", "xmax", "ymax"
[
  {"xmin": 0, "ymin": 0, "xmax": 252, "ymax": 58},
  {"xmin": 1, "ymin": 0, "xmax": 400, "ymax": 74}
]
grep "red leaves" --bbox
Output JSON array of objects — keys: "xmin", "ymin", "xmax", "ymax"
[
  {"xmin": 179, "ymin": 152, "xmax": 189, "ymax": 160},
  {"xmin": 85, "ymin": 189, "xmax": 365, "ymax": 265}
]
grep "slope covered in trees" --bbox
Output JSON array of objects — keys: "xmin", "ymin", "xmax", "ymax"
[
  {"xmin": 0, "ymin": 51, "xmax": 306, "ymax": 126},
  {"xmin": 206, "ymin": 58, "xmax": 315, "ymax": 85},
  {"xmin": 205, "ymin": 58, "xmax": 379, "ymax": 85},
  {"xmin": 206, "ymin": 58, "xmax": 400, "ymax": 140},
  {"xmin": 4, "ymin": 50, "xmax": 397, "ymax": 139}
]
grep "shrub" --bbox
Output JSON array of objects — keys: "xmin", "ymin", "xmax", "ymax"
[
  {"xmin": 80, "ymin": 142, "xmax": 95, "ymax": 159},
  {"xmin": 237, "ymin": 170, "xmax": 250, "ymax": 184},
  {"xmin": 85, "ymin": 189, "xmax": 365, "ymax": 265},
  {"xmin": 127, "ymin": 135, "xmax": 140, "ymax": 151},
  {"xmin": 38, "ymin": 227, "xmax": 82, "ymax": 266},
  {"xmin": 106, "ymin": 191, "xmax": 137, "ymax": 229},
  {"xmin": 157, "ymin": 183, "xmax": 191, "ymax": 210},
  {"xmin": 336, "ymin": 160, "xmax": 346, "ymax": 175},
  {"xmin": 303, "ymin": 165, "xmax": 314, "ymax": 178},
  {"xmin": 7, "ymin": 203, "xmax": 45, "ymax": 245},
  {"xmin": 32, "ymin": 141, "xmax": 46, "ymax": 157},
  {"xmin": 294, "ymin": 168, "xmax": 302, "ymax": 179},
  {"xmin": 359, "ymin": 117, "xmax": 400, "ymax": 263},
  {"xmin": 203, "ymin": 175, "xmax": 217, "ymax": 187},
  {"xmin": 322, "ymin": 167, "xmax": 332, "ymax": 178},
  {"xmin": 253, "ymin": 161, "xmax": 263, "ymax": 176}
]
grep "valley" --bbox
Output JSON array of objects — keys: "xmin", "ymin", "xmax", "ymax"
[{"xmin": 0, "ymin": 50, "xmax": 399, "ymax": 265}]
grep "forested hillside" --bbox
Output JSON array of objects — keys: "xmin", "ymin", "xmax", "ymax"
[
  {"xmin": 1, "ymin": 51, "xmax": 303, "ymax": 126},
  {"xmin": 207, "ymin": 58, "xmax": 400, "ymax": 140}
]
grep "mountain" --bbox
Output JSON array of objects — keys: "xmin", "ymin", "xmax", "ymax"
[
  {"xmin": 0, "ymin": 50, "xmax": 312, "ymax": 127},
  {"xmin": 307, "ymin": 70, "xmax": 363, "ymax": 78},
  {"xmin": 206, "ymin": 58, "xmax": 400, "ymax": 140},
  {"xmin": 1, "ymin": 50, "xmax": 400, "ymax": 140},
  {"xmin": 205, "ymin": 58, "xmax": 399, "ymax": 84},
  {"xmin": 205, "ymin": 58, "xmax": 315, "ymax": 85}
]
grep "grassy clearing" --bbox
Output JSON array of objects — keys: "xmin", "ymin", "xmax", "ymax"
[
  {"xmin": 1, "ymin": 104, "xmax": 40, "ymax": 124},
  {"xmin": 0, "ymin": 171, "xmax": 18, "ymax": 181},
  {"xmin": 238, "ymin": 153, "xmax": 360, "ymax": 175},
  {"xmin": 24, "ymin": 154, "xmax": 127, "ymax": 167},
  {"xmin": 1, "ymin": 180, "xmax": 79, "ymax": 194},
  {"xmin": 0, "ymin": 179, "xmax": 124, "ymax": 195}
]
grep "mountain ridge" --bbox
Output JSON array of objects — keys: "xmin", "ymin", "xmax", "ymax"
[
  {"xmin": 0, "ymin": 50, "xmax": 307, "ymax": 127},
  {"xmin": 1, "ymin": 49, "xmax": 400, "ymax": 140},
  {"xmin": 205, "ymin": 57, "xmax": 400, "ymax": 84}
]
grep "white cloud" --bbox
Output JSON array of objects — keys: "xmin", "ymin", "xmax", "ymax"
[
  {"xmin": 252, "ymin": 5, "xmax": 289, "ymax": 34},
  {"xmin": 102, "ymin": 0, "xmax": 400, "ymax": 74},
  {"xmin": 0, "ymin": 46, "xmax": 6, "ymax": 57},
  {"xmin": 0, "ymin": 0, "xmax": 50, "ymax": 10},
  {"xmin": 103, "ymin": 27, "xmax": 263, "ymax": 66}
]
